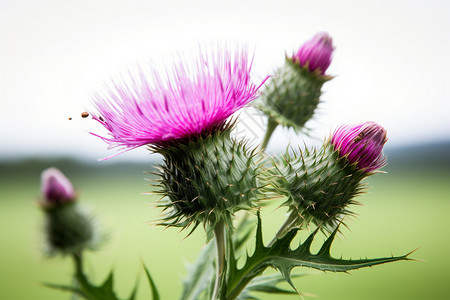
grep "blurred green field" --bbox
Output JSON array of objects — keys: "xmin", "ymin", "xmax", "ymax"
[{"xmin": 1, "ymin": 159, "xmax": 449, "ymax": 299}]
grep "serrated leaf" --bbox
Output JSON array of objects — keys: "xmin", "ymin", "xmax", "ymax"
[
  {"xmin": 236, "ymin": 273, "xmax": 304, "ymax": 300},
  {"xmin": 127, "ymin": 283, "xmax": 139, "ymax": 300},
  {"xmin": 225, "ymin": 211, "xmax": 411, "ymax": 299},
  {"xmin": 45, "ymin": 255, "xmax": 140, "ymax": 300},
  {"xmin": 179, "ymin": 242, "xmax": 215, "ymax": 300},
  {"xmin": 75, "ymin": 269, "xmax": 127, "ymax": 300},
  {"xmin": 143, "ymin": 263, "xmax": 160, "ymax": 300},
  {"xmin": 232, "ymin": 214, "xmax": 256, "ymax": 251},
  {"xmin": 42, "ymin": 282, "xmax": 82, "ymax": 295}
]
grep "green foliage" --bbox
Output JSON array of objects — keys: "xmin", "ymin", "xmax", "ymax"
[
  {"xmin": 254, "ymin": 58, "xmax": 331, "ymax": 133},
  {"xmin": 269, "ymin": 143, "xmax": 369, "ymax": 230},
  {"xmin": 179, "ymin": 215, "xmax": 256, "ymax": 300},
  {"xmin": 179, "ymin": 243, "xmax": 216, "ymax": 300},
  {"xmin": 45, "ymin": 255, "xmax": 162, "ymax": 300},
  {"xmin": 222, "ymin": 212, "xmax": 410, "ymax": 300},
  {"xmin": 143, "ymin": 263, "xmax": 160, "ymax": 300},
  {"xmin": 236, "ymin": 273, "xmax": 303, "ymax": 300},
  {"xmin": 44, "ymin": 254, "xmax": 139, "ymax": 300},
  {"xmin": 154, "ymin": 127, "xmax": 267, "ymax": 238}
]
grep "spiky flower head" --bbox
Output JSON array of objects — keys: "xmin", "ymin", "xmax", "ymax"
[
  {"xmin": 155, "ymin": 128, "xmax": 265, "ymax": 238},
  {"xmin": 269, "ymin": 122, "xmax": 388, "ymax": 230},
  {"xmin": 41, "ymin": 168, "xmax": 75, "ymax": 206},
  {"xmin": 254, "ymin": 32, "xmax": 334, "ymax": 135},
  {"xmin": 331, "ymin": 121, "xmax": 388, "ymax": 172},
  {"xmin": 90, "ymin": 47, "xmax": 268, "ymax": 236},
  {"xmin": 292, "ymin": 32, "xmax": 334, "ymax": 75},
  {"xmin": 91, "ymin": 47, "xmax": 267, "ymax": 152}
]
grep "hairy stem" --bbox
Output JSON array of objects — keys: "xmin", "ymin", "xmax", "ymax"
[
  {"xmin": 212, "ymin": 221, "xmax": 226, "ymax": 300},
  {"xmin": 268, "ymin": 210, "xmax": 300, "ymax": 247},
  {"xmin": 260, "ymin": 117, "xmax": 278, "ymax": 151}
]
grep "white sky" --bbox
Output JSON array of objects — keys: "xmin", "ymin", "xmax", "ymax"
[{"xmin": 1, "ymin": 0, "xmax": 449, "ymax": 162}]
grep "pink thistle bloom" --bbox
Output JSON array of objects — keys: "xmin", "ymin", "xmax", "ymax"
[
  {"xmin": 331, "ymin": 122, "xmax": 388, "ymax": 172},
  {"xmin": 91, "ymin": 47, "xmax": 268, "ymax": 153},
  {"xmin": 41, "ymin": 168, "xmax": 76, "ymax": 205},
  {"xmin": 292, "ymin": 32, "xmax": 334, "ymax": 75}
]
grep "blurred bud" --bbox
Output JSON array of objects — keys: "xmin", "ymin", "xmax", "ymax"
[
  {"xmin": 292, "ymin": 32, "xmax": 334, "ymax": 75},
  {"xmin": 44, "ymin": 204, "xmax": 97, "ymax": 255},
  {"xmin": 331, "ymin": 122, "xmax": 388, "ymax": 172},
  {"xmin": 41, "ymin": 168, "xmax": 75, "ymax": 205},
  {"xmin": 39, "ymin": 168, "xmax": 99, "ymax": 255}
]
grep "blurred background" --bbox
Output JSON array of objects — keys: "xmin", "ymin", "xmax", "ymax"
[{"xmin": 1, "ymin": 0, "xmax": 449, "ymax": 299}]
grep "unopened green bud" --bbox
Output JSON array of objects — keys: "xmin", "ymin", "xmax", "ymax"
[
  {"xmin": 255, "ymin": 33, "xmax": 334, "ymax": 133},
  {"xmin": 270, "ymin": 141, "xmax": 372, "ymax": 230}
]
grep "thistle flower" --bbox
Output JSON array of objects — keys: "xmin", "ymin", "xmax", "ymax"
[
  {"xmin": 91, "ymin": 47, "xmax": 267, "ymax": 152},
  {"xmin": 331, "ymin": 121, "xmax": 388, "ymax": 172},
  {"xmin": 255, "ymin": 32, "xmax": 334, "ymax": 140},
  {"xmin": 270, "ymin": 122, "xmax": 388, "ymax": 230},
  {"xmin": 292, "ymin": 32, "xmax": 334, "ymax": 75},
  {"xmin": 41, "ymin": 168, "xmax": 75, "ymax": 206},
  {"xmin": 90, "ymin": 47, "xmax": 269, "ymax": 235}
]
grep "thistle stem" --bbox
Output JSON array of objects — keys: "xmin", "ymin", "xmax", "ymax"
[
  {"xmin": 260, "ymin": 117, "xmax": 278, "ymax": 151},
  {"xmin": 71, "ymin": 252, "xmax": 83, "ymax": 300},
  {"xmin": 212, "ymin": 220, "xmax": 226, "ymax": 300},
  {"xmin": 72, "ymin": 251, "xmax": 83, "ymax": 275},
  {"xmin": 268, "ymin": 210, "xmax": 300, "ymax": 247}
]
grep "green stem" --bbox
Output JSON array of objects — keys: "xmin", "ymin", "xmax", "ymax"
[
  {"xmin": 260, "ymin": 117, "xmax": 278, "ymax": 151},
  {"xmin": 212, "ymin": 221, "xmax": 226, "ymax": 300},
  {"xmin": 71, "ymin": 252, "xmax": 83, "ymax": 300},
  {"xmin": 72, "ymin": 252, "xmax": 83, "ymax": 275},
  {"xmin": 268, "ymin": 210, "xmax": 300, "ymax": 247}
]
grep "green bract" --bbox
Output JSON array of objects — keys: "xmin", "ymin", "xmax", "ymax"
[
  {"xmin": 43, "ymin": 202, "xmax": 98, "ymax": 255},
  {"xmin": 255, "ymin": 58, "xmax": 331, "ymax": 133},
  {"xmin": 270, "ymin": 142, "xmax": 369, "ymax": 230},
  {"xmin": 153, "ymin": 127, "xmax": 266, "ymax": 237}
]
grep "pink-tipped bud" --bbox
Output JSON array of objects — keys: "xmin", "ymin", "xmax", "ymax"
[
  {"xmin": 331, "ymin": 122, "xmax": 388, "ymax": 172},
  {"xmin": 292, "ymin": 32, "xmax": 334, "ymax": 75},
  {"xmin": 41, "ymin": 168, "xmax": 75, "ymax": 205}
]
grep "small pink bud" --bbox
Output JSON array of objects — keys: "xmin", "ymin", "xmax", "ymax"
[
  {"xmin": 292, "ymin": 32, "xmax": 334, "ymax": 75},
  {"xmin": 41, "ymin": 168, "xmax": 76, "ymax": 205},
  {"xmin": 331, "ymin": 122, "xmax": 387, "ymax": 172}
]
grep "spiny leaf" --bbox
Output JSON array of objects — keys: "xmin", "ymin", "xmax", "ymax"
[
  {"xmin": 143, "ymin": 263, "xmax": 160, "ymax": 300},
  {"xmin": 46, "ymin": 255, "xmax": 140, "ymax": 300},
  {"xmin": 236, "ymin": 273, "xmax": 305, "ymax": 300},
  {"xmin": 42, "ymin": 282, "xmax": 82, "ymax": 295},
  {"xmin": 179, "ymin": 243, "xmax": 215, "ymax": 300},
  {"xmin": 73, "ymin": 269, "xmax": 137, "ymax": 300},
  {"xmin": 127, "ymin": 283, "xmax": 139, "ymax": 300},
  {"xmin": 225, "ymin": 211, "xmax": 411, "ymax": 299}
]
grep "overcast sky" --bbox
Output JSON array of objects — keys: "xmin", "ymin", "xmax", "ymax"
[{"xmin": 1, "ymin": 0, "xmax": 449, "ymax": 162}]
